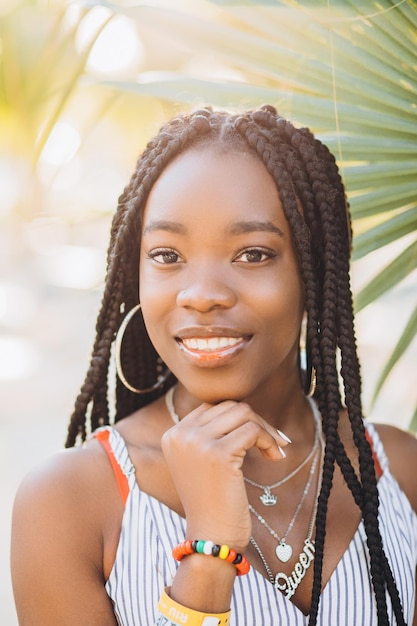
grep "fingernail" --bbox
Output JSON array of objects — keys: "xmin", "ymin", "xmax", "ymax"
[
  {"xmin": 277, "ymin": 429, "xmax": 292, "ymax": 444},
  {"xmin": 278, "ymin": 446, "xmax": 286, "ymax": 458}
]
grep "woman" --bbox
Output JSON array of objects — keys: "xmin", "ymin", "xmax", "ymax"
[{"xmin": 11, "ymin": 106, "xmax": 417, "ymax": 625}]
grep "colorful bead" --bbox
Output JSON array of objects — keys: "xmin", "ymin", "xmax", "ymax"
[
  {"xmin": 226, "ymin": 549, "xmax": 237, "ymax": 563},
  {"xmin": 212, "ymin": 544, "xmax": 221, "ymax": 556},
  {"xmin": 172, "ymin": 540, "xmax": 250, "ymax": 576},
  {"xmin": 219, "ymin": 544, "xmax": 230, "ymax": 559},
  {"xmin": 196, "ymin": 540, "xmax": 205, "ymax": 554},
  {"xmin": 203, "ymin": 540, "xmax": 214, "ymax": 555}
]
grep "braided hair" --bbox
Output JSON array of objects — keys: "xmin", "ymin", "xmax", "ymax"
[{"xmin": 66, "ymin": 105, "xmax": 405, "ymax": 625}]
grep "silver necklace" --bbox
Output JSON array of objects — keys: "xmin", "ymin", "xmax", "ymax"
[
  {"xmin": 249, "ymin": 441, "xmax": 320, "ymax": 563},
  {"xmin": 250, "ymin": 445, "xmax": 324, "ymax": 600},
  {"xmin": 165, "ymin": 386, "xmax": 180, "ymax": 424},
  {"xmin": 243, "ymin": 400, "xmax": 321, "ymax": 506},
  {"xmin": 243, "ymin": 397, "xmax": 321, "ymax": 506}
]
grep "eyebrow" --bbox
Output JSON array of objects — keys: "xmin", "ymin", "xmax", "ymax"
[
  {"xmin": 228, "ymin": 221, "xmax": 284, "ymax": 238},
  {"xmin": 142, "ymin": 219, "xmax": 284, "ymax": 238},
  {"xmin": 143, "ymin": 220, "xmax": 187, "ymax": 235}
]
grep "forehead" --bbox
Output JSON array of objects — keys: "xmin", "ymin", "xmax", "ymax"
[{"xmin": 142, "ymin": 147, "xmax": 289, "ymax": 233}]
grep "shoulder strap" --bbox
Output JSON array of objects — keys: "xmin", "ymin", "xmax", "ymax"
[
  {"xmin": 365, "ymin": 425, "xmax": 384, "ymax": 478},
  {"xmin": 94, "ymin": 427, "xmax": 131, "ymax": 505}
]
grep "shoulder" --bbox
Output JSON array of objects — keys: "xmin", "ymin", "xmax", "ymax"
[
  {"xmin": 12, "ymin": 437, "xmax": 123, "ymax": 573},
  {"xmin": 371, "ymin": 422, "xmax": 417, "ymax": 513},
  {"xmin": 11, "ymin": 439, "xmax": 124, "ymax": 624},
  {"xmin": 13, "ymin": 436, "xmax": 116, "ymax": 513}
]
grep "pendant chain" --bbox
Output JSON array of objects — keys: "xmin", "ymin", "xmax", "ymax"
[
  {"xmin": 243, "ymin": 397, "xmax": 322, "ymax": 506},
  {"xmin": 165, "ymin": 386, "xmax": 180, "ymax": 424},
  {"xmin": 249, "ymin": 441, "xmax": 320, "ymax": 550},
  {"xmin": 249, "ymin": 444, "xmax": 324, "ymax": 598}
]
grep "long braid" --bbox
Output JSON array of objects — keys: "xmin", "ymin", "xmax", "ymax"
[
  {"xmin": 66, "ymin": 106, "xmax": 406, "ymax": 624},
  {"xmin": 288, "ymin": 125, "xmax": 386, "ymax": 622},
  {"xmin": 303, "ymin": 146, "xmax": 345, "ymax": 623},
  {"xmin": 320, "ymin": 133, "xmax": 405, "ymax": 623},
  {"xmin": 295, "ymin": 125, "xmax": 404, "ymax": 624},
  {"xmin": 234, "ymin": 109, "xmax": 405, "ymax": 623}
]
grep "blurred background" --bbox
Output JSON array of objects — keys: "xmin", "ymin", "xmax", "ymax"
[{"xmin": 1, "ymin": 0, "xmax": 416, "ymax": 623}]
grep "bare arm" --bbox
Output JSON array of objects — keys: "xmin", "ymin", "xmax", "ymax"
[{"xmin": 11, "ymin": 446, "xmax": 119, "ymax": 626}]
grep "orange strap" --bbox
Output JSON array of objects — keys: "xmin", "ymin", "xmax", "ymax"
[
  {"xmin": 365, "ymin": 429, "xmax": 383, "ymax": 478},
  {"xmin": 95, "ymin": 429, "xmax": 130, "ymax": 505}
]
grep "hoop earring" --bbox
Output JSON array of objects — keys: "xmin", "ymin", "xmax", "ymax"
[
  {"xmin": 300, "ymin": 315, "xmax": 317, "ymax": 397},
  {"xmin": 300, "ymin": 350, "xmax": 317, "ymax": 397},
  {"xmin": 307, "ymin": 367, "xmax": 317, "ymax": 397},
  {"xmin": 115, "ymin": 303, "xmax": 170, "ymax": 394}
]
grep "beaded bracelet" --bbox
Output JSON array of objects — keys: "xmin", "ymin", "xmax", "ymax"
[
  {"xmin": 157, "ymin": 588, "xmax": 231, "ymax": 626},
  {"xmin": 172, "ymin": 539, "xmax": 250, "ymax": 576}
]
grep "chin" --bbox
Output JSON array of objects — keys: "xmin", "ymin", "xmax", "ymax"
[{"xmin": 179, "ymin": 375, "xmax": 256, "ymax": 406}]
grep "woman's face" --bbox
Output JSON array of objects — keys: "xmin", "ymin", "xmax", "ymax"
[{"xmin": 139, "ymin": 147, "xmax": 304, "ymax": 405}]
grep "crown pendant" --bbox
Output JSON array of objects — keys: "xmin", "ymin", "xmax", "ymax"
[{"xmin": 259, "ymin": 486, "xmax": 277, "ymax": 506}]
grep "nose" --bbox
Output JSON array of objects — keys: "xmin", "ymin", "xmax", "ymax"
[{"xmin": 176, "ymin": 267, "xmax": 237, "ymax": 312}]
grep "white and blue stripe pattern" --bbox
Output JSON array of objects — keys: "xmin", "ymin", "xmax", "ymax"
[{"xmin": 102, "ymin": 424, "xmax": 417, "ymax": 625}]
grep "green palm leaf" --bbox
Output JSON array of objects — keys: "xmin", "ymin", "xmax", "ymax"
[
  {"xmin": 354, "ymin": 241, "xmax": 417, "ymax": 313},
  {"xmin": 370, "ymin": 304, "xmax": 417, "ymax": 406}
]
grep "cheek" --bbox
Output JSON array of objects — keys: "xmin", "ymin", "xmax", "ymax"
[
  {"xmin": 139, "ymin": 265, "xmax": 163, "ymax": 346},
  {"xmin": 260, "ymin": 273, "xmax": 304, "ymax": 345}
]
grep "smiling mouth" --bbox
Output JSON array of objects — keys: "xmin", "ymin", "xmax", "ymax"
[
  {"xmin": 181, "ymin": 336, "xmax": 243, "ymax": 352},
  {"xmin": 176, "ymin": 334, "xmax": 252, "ymax": 365}
]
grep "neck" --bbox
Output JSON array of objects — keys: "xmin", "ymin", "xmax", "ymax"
[{"xmin": 171, "ymin": 379, "xmax": 316, "ymax": 441}]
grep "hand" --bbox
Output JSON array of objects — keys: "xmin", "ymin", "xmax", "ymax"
[{"xmin": 161, "ymin": 400, "xmax": 288, "ymax": 551}]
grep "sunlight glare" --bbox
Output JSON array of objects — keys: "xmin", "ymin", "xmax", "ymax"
[
  {"xmin": 0, "ymin": 159, "xmax": 22, "ymax": 215},
  {"xmin": 76, "ymin": 6, "xmax": 143, "ymax": 74},
  {"xmin": 0, "ymin": 336, "xmax": 39, "ymax": 380},
  {"xmin": 38, "ymin": 245, "xmax": 105, "ymax": 290},
  {"xmin": 40, "ymin": 121, "xmax": 81, "ymax": 167}
]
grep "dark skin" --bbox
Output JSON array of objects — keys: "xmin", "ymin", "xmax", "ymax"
[{"xmin": 11, "ymin": 148, "xmax": 417, "ymax": 625}]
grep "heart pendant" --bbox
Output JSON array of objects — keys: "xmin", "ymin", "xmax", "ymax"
[{"xmin": 275, "ymin": 541, "xmax": 292, "ymax": 563}]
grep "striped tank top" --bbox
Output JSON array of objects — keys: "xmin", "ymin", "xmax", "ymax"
[{"xmin": 94, "ymin": 423, "xmax": 417, "ymax": 625}]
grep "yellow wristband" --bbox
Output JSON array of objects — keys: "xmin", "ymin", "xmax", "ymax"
[{"xmin": 157, "ymin": 588, "xmax": 231, "ymax": 626}]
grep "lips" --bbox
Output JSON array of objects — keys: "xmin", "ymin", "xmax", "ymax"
[{"xmin": 175, "ymin": 328, "xmax": 252, "ymax": 366}]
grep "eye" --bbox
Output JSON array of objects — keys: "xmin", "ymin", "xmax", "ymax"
[
  {"xmin": 147, "ymin": 248, "xmax": 182, "ymax": 264},
  {"xmin": 234, "ymin": 247, "xmax": 275, "ymax": 264}
]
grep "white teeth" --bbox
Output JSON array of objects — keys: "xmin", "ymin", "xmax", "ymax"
[{"xmin": 182, "ymin": 336, "xmax": 242, "ymax": 352}]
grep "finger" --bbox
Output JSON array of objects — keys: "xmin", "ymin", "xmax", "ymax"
[
  {"xmin": 195, "ymin": 406, "xmax": 285, "ymax": 461},
  {"xmin": 185, "ymin": 401, "xmax": 289, "ymax": 452},
  {"xmin": 219, "ymin": 420, "xmax": 285, "ymax": 462},
  {"xmin": 179, "ymin": 400, "xmax": 240, "ymax": 424}
]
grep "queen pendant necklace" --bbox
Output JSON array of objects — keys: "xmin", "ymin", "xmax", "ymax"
[
  {"xmin": 249, "ymin": 439, "xmax": 320, "ymax": 563},
  {"xmin": 250, "ymin": 440, "xmax": 324, "ymax": 600},
  {"xmin": 243, "ymin": 397, "xmax": 322, "ymax": 506}
]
